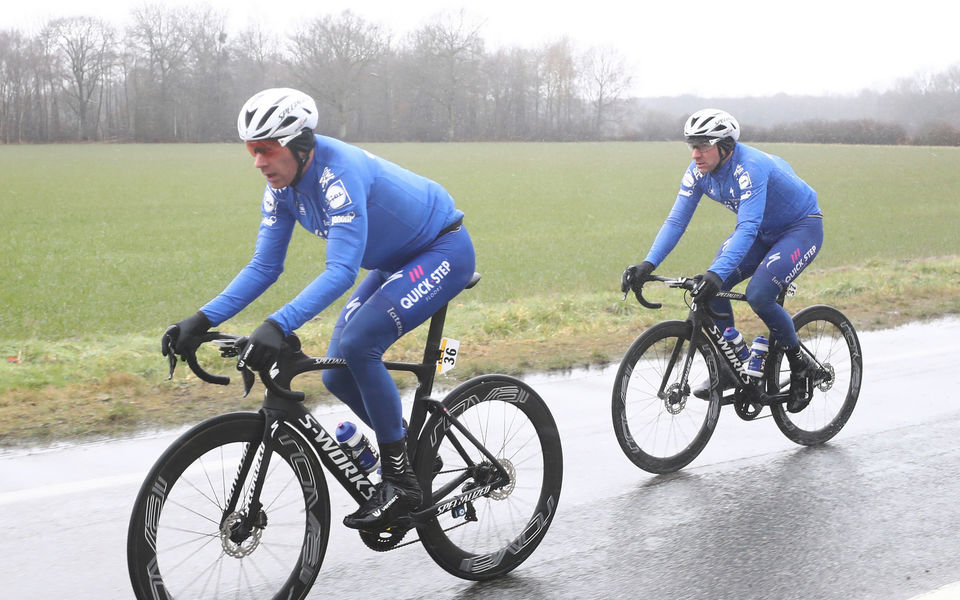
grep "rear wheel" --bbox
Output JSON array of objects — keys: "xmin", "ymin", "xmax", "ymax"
[
  {"xmin": 127, "ymin": 412, "xmax": 330, "ymax": 600},
  {"xmin": 769, "ymin": 305, "xmax": 862, "ymax": 445},
  {"xmin": 415, "ymin": 375, "xmax": 562, "ymax": 580},
  {"xmin": 612, "ymin": 320, "xmax": 721, "ymax": 474}
]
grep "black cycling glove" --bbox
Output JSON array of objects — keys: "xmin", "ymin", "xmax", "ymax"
[
  {"xmin": 238, "ymin": 319, "xmax": 285, "ymax": 371},
  {"xmin": 621, "ymin": 261, "xmax": 655, "ymax": 293},
  {"xmin": 692, "ymin": 270, "xmax": 723, "ymax": 302},
  {"xmin": 161, "ymin": 311, "xmax": 211, "ymax": 358}
]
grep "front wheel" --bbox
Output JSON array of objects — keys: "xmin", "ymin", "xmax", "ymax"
[
  {"xmin": 612, "ymin": 320, "xmax": 721, "ymax": 474},
  {"xmin": 127, "ymin": 412, "xmax": 331, "ymax": 600},
  {"xmin": 415, "ymin": 375, "xmax": 563, "ymax": 580},
  {"xmin": 769, "ymin": 305, "xmax": 863, "ymax": 445}
]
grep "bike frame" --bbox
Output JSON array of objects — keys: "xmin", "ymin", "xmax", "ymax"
[
  {"xmin": 208, "ymin": 299, "xmax": 512, "ymax": 535},
  {"xmin": 655, "ymin": 281, "xmax": 808, "ymax": 408}
]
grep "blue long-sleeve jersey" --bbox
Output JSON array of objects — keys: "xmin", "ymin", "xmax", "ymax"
[
  {"xmin": 201, "ymin": 135, "xmax": 464, "ymax": 334},
  {"xmin": 644, "ymin": 143, "xmax": 821, "ymax": 280}
]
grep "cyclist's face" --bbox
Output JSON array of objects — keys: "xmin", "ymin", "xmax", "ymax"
[
  {"xmin": 246, "ymin": 140, "xmax": 298, "ymax": 188},
  {"xmin": 689, "ymin": 141, "xmax": 721, "ymax": 174}
]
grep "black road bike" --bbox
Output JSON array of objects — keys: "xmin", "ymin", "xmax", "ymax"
[
  {"xmin": 127, "ymin": 273, "xmax": 563, "ymax": 599},
  {"xmin": 612, "ymin": 275, "xmax": 862, "ymax": 474}
]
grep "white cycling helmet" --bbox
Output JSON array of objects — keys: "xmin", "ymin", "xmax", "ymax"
[
  {"xmin": 683, "ymin": 108, "xmax": 740, "ymax": 143},
  {"xmin": 237, "ymin": 87, "xmax": 318, "ymax": 146}
]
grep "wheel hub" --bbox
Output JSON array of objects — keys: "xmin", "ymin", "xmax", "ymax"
[
  {"xmin": 816, "ymin": 363, "xmax": 836, "ymax": 392},
  {"xmin": 220, "ymin": 510, "xmax": 265, "ymax": 558},
  {"xmin": 488, "ymin": 458, "xmax": 516, "ymax": 500},
  {"xmin": 664, "ymin": 383, "xmax": 687, "ymax": 415}
]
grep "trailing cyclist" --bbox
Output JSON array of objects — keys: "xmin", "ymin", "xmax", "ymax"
[
  {"xmin": 620, "ymin": 108, "xmax": 823, "ymax": 412},
  {"xmin": 161, "ymin": 87, "xmax": 476, "ymax": 530}
]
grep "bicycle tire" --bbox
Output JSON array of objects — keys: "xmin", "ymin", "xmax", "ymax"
[
  {"xmin": 612, "ymin": 320, "xmax": 721, "ymax": 474},
  {"xmin": 415, "ymin": 374, "xmax": 562, "ymax": 580},
  {"xmin": 127, "ymin": 412, "xmax": 330, "ymax": 600},
  {"xmin": 769, "ymin": 305, "xmax": 863, "ymax": 445}
]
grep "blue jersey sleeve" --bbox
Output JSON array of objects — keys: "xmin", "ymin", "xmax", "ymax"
[
  {"xmin": 200, "ymin": 189, "xmax": 295, "ymax": 325},
  {"xmin": 268, "ymin": 170, "xmax": 368, "ymax": 334},
  {"xmin": 643, "ymin": 165, "xmax": 702, "ymax": 267}
]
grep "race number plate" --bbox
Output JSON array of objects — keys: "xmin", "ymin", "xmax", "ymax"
[{"xmin": 436, "ymin": 338, "xmax": 460, "ymax": 374}]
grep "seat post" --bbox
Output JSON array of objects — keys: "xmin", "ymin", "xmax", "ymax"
[{"xmin": 421, "ymin": 304, "xmax": 448, "ymax": 367}]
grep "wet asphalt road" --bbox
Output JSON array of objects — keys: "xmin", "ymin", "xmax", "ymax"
[{"xmin": 1, "ymin": 318, "xmax": 959, "ymax": 599}]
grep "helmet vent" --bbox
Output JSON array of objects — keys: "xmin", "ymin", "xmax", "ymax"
[{"xmin": 256, "ymin": 106, "xmax": 279, "ymax": 130}]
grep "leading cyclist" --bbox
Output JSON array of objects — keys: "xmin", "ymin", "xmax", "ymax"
[
  {"xmin": 161, "ymin": 88, "xmax": 476, "ymax": 530},
  {"xmin": 621, "ymin": 108, "xmax": 823, "ymax": 412}
]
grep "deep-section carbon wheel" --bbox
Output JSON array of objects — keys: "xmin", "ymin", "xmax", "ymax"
[
  {"xmin": 612, "ymin": 320, "xmax": 721, "ymax": 474},
  {"xmin": 769, "ymin": 305, "xmax": 862, "ymax": 445},
  {"xmin": 415, "ymin": 375, "xmax": 562, "ymax": 580},
  {"xmin": 127, "ymin": 412, "xmax": 330, "ymax": 600}
]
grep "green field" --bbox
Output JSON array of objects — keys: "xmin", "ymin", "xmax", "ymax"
[
  {"xmin": 3, "ymin": 142, "xmax": 958, "ymax": 339},
  {"xmin": 1, "ymin": 142, "xmax": 959, "ymax": 442}
]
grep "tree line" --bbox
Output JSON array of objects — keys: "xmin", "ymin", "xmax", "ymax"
[
  {"xmin": 0, "ymin": 7, "xmax": 631, "ymax": 143},
  {"xmin": 1, "ymin": 5, "xmax": 958, "ymax": 145}
]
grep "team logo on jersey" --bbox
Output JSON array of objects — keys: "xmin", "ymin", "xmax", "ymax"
[
  {"xmin": 330, "ymin": 212, "xmax": 355, "ymax": 225},
  {"xmin": 682, "ymin": 171, "xmax": 695, "ymax": 188},
  {"xmin": 408, "ymin": 265, "xmax": 425, "ymax": 282},
  {"xmin": 262, "ymin": 215, "xmax": 277, "ymax": 227},
  {"xmin": 344, "ymin": 297, "xmax": 362, "ymax": 322},
  {"xmin": 319, "ymin": 167, "xmax": 335, "ymax": 189},
  {"xmin": 262, "ymin": 191, "xmax": 276, "ymax": 214},
  {"xmin": 325, "ymin": 180, "xmax": 352, "ymax": 210},
  {"xmin": 400, "ymin": 261, "xmax": 452, "ymax": 310},
  {"xmin": 380, "ymin": 271, "xmax": 404, "ymax": 290},
  {"xmin": 738, "ymin": 172, "xmax": 753, "ymax": 191}
]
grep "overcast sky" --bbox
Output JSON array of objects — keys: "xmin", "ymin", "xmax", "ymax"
[{"xmin": 5, "ymin": 0, "xmax": 959, "ymax": 98}]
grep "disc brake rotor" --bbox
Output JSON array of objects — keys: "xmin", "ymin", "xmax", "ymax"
[
  {"xmin": 664, "ymin": 383, "xmax": 687, "ymax": 415},
  {"xmin": 489, "ymin": 458, "xmax": 516, "ymax": 500},
  {"xmin": 220, "ymin": 511, "xmax": 264, "ymax": 558},
  {"xmin": 816, "ymin": 363, "xmax": 836, "ymax": 392}
]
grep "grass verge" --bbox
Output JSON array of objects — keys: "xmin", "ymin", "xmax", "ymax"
[{"xmin": 2, "ymin": 255, "xmax": 958, "ymax": 448}]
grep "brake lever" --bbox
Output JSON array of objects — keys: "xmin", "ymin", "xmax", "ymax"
[
  {"xmin": 211, "ymin": 336, "xmax": 255, "ymax": 397},
  {"xmin": 238, "ymin": 366, "xmax": 255, "ymax": 398},
  {"xmin": 166, "ymin": 352, "xmax": 177, "ymax": 380}
]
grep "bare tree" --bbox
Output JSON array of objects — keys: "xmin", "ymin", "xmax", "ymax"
[
  {"xmin": 408, "ymin": 10, "xmax": 484, "ymax": 141},
  {"xmin": 289, "ymin": 10, "xmax": 388, "ymax": 139},
  {"xmin": 538, "ymin": 38, "xmax": 579, "ymax": 138},
  {"xmin": 0, "ymin": 31, "xmax": 30, "ymax": 142},
  {"xmin": 230, "ymin": 24, "xmax": 285, "ymax": 97},
  {"xmin": 180, "ymin": 6, "xmax": 231, "ymax": 141},
  {"xmin": 581, "ymin": 45, "xmax": 631, "ymax": 138},
  {"xmin": 126, "ymin": 4, "xmax": 191, "ymax": 140},
  {"xmin": 46, "ymin": 16, "xmax": 116, "ymax": 140}
]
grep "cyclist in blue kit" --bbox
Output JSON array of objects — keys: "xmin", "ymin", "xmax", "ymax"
[
  {"xmin": 621, "ymin": 108, "xmax": 823, "ymax": 412},
  {"xmin": 161, "ymin": 88, "xmax": 476, "ymax": 530}
]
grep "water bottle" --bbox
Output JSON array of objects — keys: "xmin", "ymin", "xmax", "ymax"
[
  {"xmin": 335, "ymin": 421, "xmax": 380, "ymax": 474},
  {"xmin": 743, "ymin": 335, "xmax": 769, "ymax": 378},
  {"xmin": 722, "ymin": 327, "xmax": 750, "ymax": 364}
]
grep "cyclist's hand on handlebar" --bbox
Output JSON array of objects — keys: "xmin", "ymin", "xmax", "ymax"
[
  {"xmin": 691, "ymin": 270, "xmax": 723, "ymax": 302},
  {"xmin": 237, "ymin": 319, "xmax": 285, "ymax": 372},
  {"xmin": 621, "ymin": 261, "xmax": 655, "ymax": 293},
  {"xmin": 161, "ymin": 311, "xmax": 211, "ymax": 358}
]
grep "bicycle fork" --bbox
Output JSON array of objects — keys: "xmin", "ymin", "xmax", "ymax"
[{"xmin": 219, "ymin": 412, "xmax": 280, "ymax": 546}]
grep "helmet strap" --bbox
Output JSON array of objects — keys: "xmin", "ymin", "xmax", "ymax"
[
  {"xmin": 716, "ymin": 138, "xmax": 736, "ymax": 163},
  {"xmin": 286, "ymin": 130, "xmax": 315, "ymax": 187}
]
